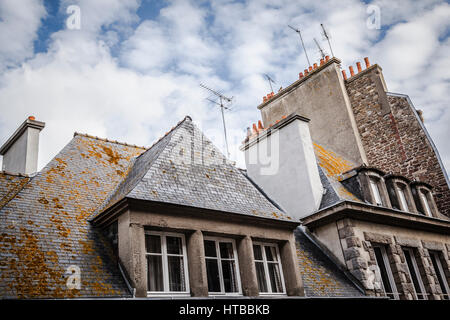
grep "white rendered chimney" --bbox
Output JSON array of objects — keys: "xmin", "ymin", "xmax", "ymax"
[
  {"xmin": 0, "ymin": 116, "xmax": 45, "ymax": 175},
  {"xmin": 241, "ymin": 114, "xmax": 323, "ymax": 220}
]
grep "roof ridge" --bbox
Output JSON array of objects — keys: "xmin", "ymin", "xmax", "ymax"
[
  {"xmin": 146, "ymin": 115, "xmax": 192, "ymax": 150},
  {"xmin": 73, "ymin": 132, "xmax": 148, "ymax": 149}
]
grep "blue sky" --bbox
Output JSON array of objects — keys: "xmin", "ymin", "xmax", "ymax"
[{"xmin": 0, "ymin": 0, "xmax": 449, "ymax": 173}]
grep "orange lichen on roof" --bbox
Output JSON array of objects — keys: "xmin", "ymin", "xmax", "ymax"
[
  {"xmin": 313, "ymin": 143, "xmax": 353, "ymax": 178},
  {"xmin": 0, "ymin": 134, "xmax": 146, "ymax": 298},
  {"xmin": 296, "ymin": 245, "xmax": 345, "ymax": 296}
]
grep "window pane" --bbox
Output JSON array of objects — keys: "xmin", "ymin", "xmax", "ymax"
[
  {"xmin": 146, "ymin": 235, "xmax": 161, "ymax": 253},
  {"xmin": 421, "ymin": 192, "xmax": 432, "ymax": 216},
  {"xmin": 221, "ymin": 260, "xmax": 238, "ymax": 292},
  {"xmin": 206, "ymin": 259, "xmax": 221, "ymax": 292},
  {"xmin": 373, "ymin": 246, "xmax": 393, "ymax": 296},
  {"xmin": 219, "ymin": 242, "xmax": 234, "ymax": 259},
  {"xmin": 255, "ymin": 262, "xmax": 268, "ymax": 292},
  {"xmin": 403, "ymin": 249, "xmax": 424, "ymax": 299},
  {"xmin": 166, "ymin": 236, "xmax": 182, "ymax": 255},
  {"xmin": 268, "ymin": 263, "xmax": 283, "ymax": 293},
  {"xmin": 265, "ymin": 246, "xmax": 277, "ymax": 262},
  {"xmin": 398, "ymin": 187, "xmax": 409, "ymax": 211},
  {"xmin": 253, "ymin": 245, "xmax": 263, "ymax": 261},
  {"xmin": 370, "ymin": 178, "xmax": 383, "ymax": 206},
  {"xmin": 147, "ymin": 255, "xmax": 164, "ymax": 291},
  {"xmin": 204, "ymin": 240, "xmax": 217, "ymax": 257},
  {"xmin": 167, "ymin": 256, "xmax": 186, "ymax": 291}
]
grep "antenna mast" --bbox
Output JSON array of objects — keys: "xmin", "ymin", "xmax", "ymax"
[
  {"xmin": 314, "ymin": 38, "xmax": 326, "ymax": 59},
  {"xmin": 288, "ymin": 24, "xmax": 311, "ymax": 67},
  {"xmin": 200, "ymin": 83, "xmax": 233, "ymax": 158},
  {"xmin": 263, "ymin": 74, "xmax": 276, "ymax": 93},
  {"xmin": 321, "ymin": 23, "xmax": 334, "ymax": 57}
]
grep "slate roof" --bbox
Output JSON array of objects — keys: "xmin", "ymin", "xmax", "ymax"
[
  {"xmin": 0, "ymin": 116, "xmax": 363, "ymax": 298},
  {"xmin": 312, "ymin": 142, "xmax": 362, "ymax": 209},
  {"xmin": 96, "ymin": 116, "xmax": 292, "ymax": 222},
  {"xmin": 0, "ymin": 134, "xmax": 145, "ymax": 298},
  {"xmin": 295, "ymin": 228, "xmax": 364, "ymax": 297}
]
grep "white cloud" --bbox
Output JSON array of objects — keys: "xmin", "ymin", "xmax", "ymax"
[
  {"xmin": 0, "ymin": 0, "xmax": 448, "ymax": 174},
  {"xmin": 0, "ymin": 0, "xmax": 46, "ymax": 71}
]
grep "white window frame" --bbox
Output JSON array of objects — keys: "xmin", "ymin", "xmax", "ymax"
[
  {"xmin": 253, "ymin": 242, "xmax": 286, "ymax": 296},
  {"xmin": 430, "ymin": 251, "xmax": 450, "ymax": 300},
  {"xmin": 403, "ymin": 247, "xmax": 427, "ymax": 300},
  {"xmin": 204, "ymin": 236, "xmax": 242, "ymax": 296},
  {"xmin": 373, "ymin": 245, "xmax": 399, "ymax": 299},
  {"xmin": 369, "ymin": 177, "xmax": 383, "ymax": 206},
  {"xmin": 145, "ymin": 231, "xmax": 190, "ymax": 297}
]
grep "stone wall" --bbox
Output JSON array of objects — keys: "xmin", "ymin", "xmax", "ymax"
[
  {"xmin": 334, "ymin": 218, "xmax": 450, "ymax": 300},
  {"xmin": 345, "ymin": 66, "xmax": 450, "ymax": 216}
]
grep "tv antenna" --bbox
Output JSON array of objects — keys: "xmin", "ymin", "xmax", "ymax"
[
  {"xmin": 288, "ymin": 24, "xmax": 311, "ymax": 67},
  {"xmin": 200, "ymin": 83, "xmax": 233, "ymax": 158},
  {"xmin": 314, "ymin": 38, "xmax": 326, "ymax": 60},
  {"xmin": 321, "ymin": 23, "xmax": 334, "ymax": 57},
  {"xmin": 263, "ymin": 73, "xmax": 276, "ymax": 93}
]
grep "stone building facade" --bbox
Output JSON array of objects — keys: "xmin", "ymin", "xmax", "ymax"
[{"xmin": 245, "ymin": 56, "xmax": 450, "ymax": 300}]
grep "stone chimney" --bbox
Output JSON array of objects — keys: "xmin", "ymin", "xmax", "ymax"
[
  {"xmin": 0, "ymin": 116, "xmax": 45, "ymax": 175},
  {"xmin": 241, "ymin": 113, "xmax": 323, "ymax": 220}
]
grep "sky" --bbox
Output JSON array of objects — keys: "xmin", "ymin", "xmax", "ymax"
[{"xmin": 0, "ymin": 0, "xmax": 449, "ymax": 173}]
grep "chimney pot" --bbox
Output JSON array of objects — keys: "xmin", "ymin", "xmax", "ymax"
[
  {"xmin": 364, "ymin": 57, "xmax": 370, "ymax": 68},
  {"xmin": 313, "ymin": 63, "xmax": 318, "ymax": 69},
  {"xmin": 299, "ymin": 72, "xmax": 304, "ymax": 79},
  {"xmin": 320, "ymin": 59, "xmax": 324, "ymax": 66},
  {"xmin": 304, "ymin": 69, "xmax": 309, "ymax": 75},
  {"xmin": 325, "ymin": 55, "xmax": 330, "ymax": 62},
  {"xmin": 309, "ymin": 66, "xmax": 313, "ymax": 72},
  {"xmin": 252, "ymin": 123, "xmax": 258, "ymax": 134},
  {"xmin": 258, "ymin": 120, "xmax": 264, "ymax": 130},
  {"xmin": 342, "ymin": 70, "xmax": 347, "ymax": 80},
  {"xmin": 356, "ymin": 62, "xmax": 362, "ymax": 73},
  {"xmin": 28, "ymin": 116, "xmax": 35, "ymax": 121},
  {"xmin": 349, "ymin": 66, "xmax": 355, "ymax": 77}
]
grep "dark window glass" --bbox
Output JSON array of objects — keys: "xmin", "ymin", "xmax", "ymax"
[
  {"xmin": 204, "ymin": 240, "xmax": 217, "ymax": 257},
  {"xmin": 146, "ymin": 235, "xmax": 161, "ymax": 253},
  {"xmin": 268, "ymin": 263, "xmax": 283, "ymax": 292},
  {"xmin": 373, "ymin": 246, "xmax": 393, "ymax": 295},
  {"xmin": 221, "ymin": 260, "xmax": 238, "ymax": 292},
  {"xmin": 147, "ymin": 255, "xmax": 163, "ymax": 291},
  {"xmin": 265, "ymin": 246, "xmax": 275, "ymax": 261},
  {"xmin": 253, "ymin": 245, "xmax": 263, "ymax": 260},
  {"xmin": 220, "ymin": 242, "xmax": 234, "ymax": 259},
  {"xmin": 166, "ymin": 236, "xmax": 182, "ymax": 255},
  {"xmin": 167, "ymin": 256, "xmax": 185, "ymax": 291},
  {"xmin": 206, "ymin": 259, "xmax": 221, "ymax": 292},
  {"xmin": 255, "ymin": 261, "xmax": 268, "ymax": 292}
]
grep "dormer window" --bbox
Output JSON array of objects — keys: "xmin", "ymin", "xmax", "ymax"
[
  {"xmin": 385, "ymin": 176, "xmax": 416, "ymax": 213},
  {"xmin": 411, "ymin": 182, "xmax": 438, "ymax": 217}
]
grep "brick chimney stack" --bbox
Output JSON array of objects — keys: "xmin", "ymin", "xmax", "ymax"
[{"xmin": 0, "ymin": 116, "xmax": 45, "ymax": 175}]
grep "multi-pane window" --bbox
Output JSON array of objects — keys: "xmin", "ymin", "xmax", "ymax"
[
  {"xmin": 369, "ymin": 178, "xmax": 383, "ymax": 206},
  {"xmin": 402, "ymin": 248, "xmax": 427, "ymax": 300},
  {"xmin": 145, "ymin": 232, "xmax": 189, "ymax": 295},
  {"xmin": 204, "ymin": 238, "xmax": 241, "ymax": 295},
  {"xmin": 397, "ymin": 184, "xmax": 409, "ymax": 212},
  {"xmin": 373, "ymin": 245, "xmax": 398, "ymax": 299},
  {"xmin": 253, "ymin": 243, "xmax": 285, "ymax": 294},
  {"xmin": 429, "ymin": 251, "xmax": 450, "ymax": 300}
]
